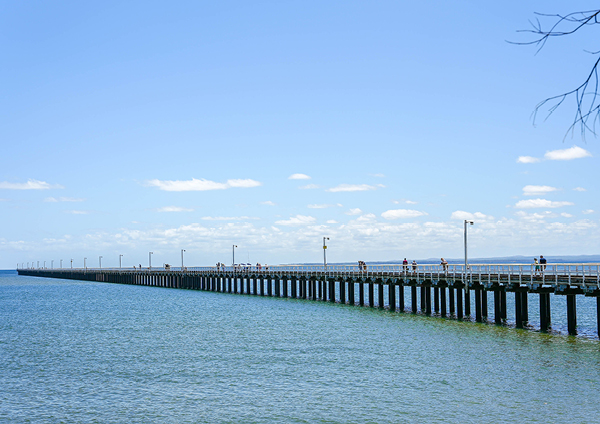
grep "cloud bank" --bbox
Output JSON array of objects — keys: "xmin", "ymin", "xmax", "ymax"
[{"xmin": 146, "ymin": 178, "xmax": 261, "ymax": 191}]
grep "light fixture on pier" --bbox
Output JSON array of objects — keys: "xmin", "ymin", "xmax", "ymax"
[
  {"xmin": 323, "ymin": 237, "xmax": 330, "ymax": 268},
  {"xmin": 84, "ymin": 257, "xmax": 87, "ymax": 270},
  {"xmin": 119, "ymin": 254, "xmax": 123, "ymax": 269},
  {"xmin": 149, "ymin": 252, "xmax": 153, "ymax": 270},
  {"xmin": 181, "ymin": 249, "xmax": 186, "ymax": 270},
  {"xmin": 99, "ymin": 256, "xmax": 103, "ymax": 269},
  {"xmin": 232, "ymin": 245, "xmax": 237, "ymax": 267},
  {"xmin": 464, "ymin": 220, "xmax": 474, "ymax": 290}
]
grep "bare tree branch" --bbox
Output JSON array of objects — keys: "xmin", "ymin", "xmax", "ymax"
[{"xmin": 512, "ymin": 10, "xmax": 600, "ymax": 139}]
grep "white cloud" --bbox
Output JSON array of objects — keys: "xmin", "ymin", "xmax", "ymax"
[
  {"xmin": 65, "ymin": 210, "xmax": 89, "ymax": 215},
  {"xmin": 573, "ymin": 187, "xmax": 586, "ymax": 192},
  {"xmin": 515, "ymin": 199, "xmax": 574, "ymax": 209},
  {"xmin": 561, "ymin": 213, "xmax": 573, "ymax": 218},
  {"xmin": 44, "ymin": 197, "xmax": 84, "ymax": 202},
  {"xmin": 369, "ymin": 173, "xmax": 385, "ymax": 178},
  {"xmin": 156, "ymin": 206, "xmax": 194, "ymax": 212},
  {"xmin": 517, "ymin": 156, "xmax": 540, "ymax": 164},
  {"xmin": 393, "ymin": 199, "xmax": 418, "ymax": 205},
  {"xmin": 582, "ymin": 209, "xmax": 595, "ymax": 214},
  {"xmin": 327, "ymin": 184, "xmax": 384, "ymax": 192},
  {"xmin": 326, "ymin": 220, "xmax": 338, "ymax": 224},
  {"xmin": 544, "ymin": 146, "xmax": 592, "ymax": 161},
  {"xmin": 450, "ymin": 211, "xmax": 494, "ymax": 221},
  {"xmin": 346, "ymin": 208, "xmax": 362, "ymax": 215},
  {"xmin": 0, "ymin": 179, "xmax": 64, "ymax": 190},
  {"xmin": 381, "ymin": 209, "xmax": 427, "ymax": 219},
  {"xmin": 201, "ymin": 216, "xmax": 259, "ymax": 221},
  {"xmin": 298, "ymin": 184, "xmax": 320, "ymax": 190},
  {"xmin": 275, "ymin": 215, "xmax": 316, "ymax": 226},
  {"xmin": 146, "ymin": 178, "xmax": 261, "ymax": 191},
  {"xmin": 308, "ymin": 204, "xmax": 342, "ymax": 209},
  {"xmin": 288, "ymin": 173, "xmax": 311, "ymax": 180},
  {"xmin": 260, "ymin": 201, "xmax": 276, "ymax": 206},
  {"xmin": 522, "ymin": 185, "xmax": 558, "ymax": 196}
]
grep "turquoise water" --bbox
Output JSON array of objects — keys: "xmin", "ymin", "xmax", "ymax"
[{"xmin": 2, "ymin": 272, "xmax": 600, "ymax": 423}]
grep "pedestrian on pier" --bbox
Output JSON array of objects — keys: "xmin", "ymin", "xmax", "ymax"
[
  {"xmin": 540, "ymin": 255, "xmax": 547, "ymax": 272},
  {"xmin": 403, "ymin": 258, "xmax": 408, "ymax": 271},
  {"xmin": 441, "ymin": 258, "xmax": 448, "ymax": 272},
  {"xmin": 534, "ymin": 258, "xmax": 540, "ymax": 276},
  {"xmin": 412, "ymin": 260, "xmax": 417, "ymax": 272}
]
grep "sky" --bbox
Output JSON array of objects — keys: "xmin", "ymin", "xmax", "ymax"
[{"xmin": 1, "ymin": 1, "xmax": 599, "ymax": 269}]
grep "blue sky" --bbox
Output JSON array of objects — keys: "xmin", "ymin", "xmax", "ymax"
[{"xmin": 1, "ymin": 1, "xmax": 599, "ymax": 269}]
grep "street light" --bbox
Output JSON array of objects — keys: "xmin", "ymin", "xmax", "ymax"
[
  {"xmin": 84, "ymin": 257, "xmax": 87, "ymax": 270},
  {"xmin": 51, "ymin": 260, "xmax": 54, "ymax": 269},
  {"xmin": 232, "ymin": 245, "xmax": 237, "ymax": 268},
  {"xmin": 181, "ymin": 249, "xmax": 186, "ymax": 270},
  {"xmin": 70, "ymin": 259, "xmax": 73, "ymax": 269},
  {"xmin": 37, "ymin": 261, "xmax": 39, "ymax": 269},
  {"xmin": 99, "ymin": 256, "xmax": 103, "ymax": 269},
  {"xmin": 119, "ymin": 254, "xmax": 123, "ymax": 269},
  {"xmin": 323, "ymin": 237, "xmax": 330, "ymax": 268},
  {"xmin": 464, "ymin": 220, "xmax": 474, "ymax": 286},
  {"xmin": 149, "ymin": 252, "xmax": 153, "ymax": 270},
  {"xmin": 43, "ymin": 261, "xmax": 46, "ymax": 269},
  {"xmin": 60, "ymin": 259, "xmax": 63, "ymax": 269}
]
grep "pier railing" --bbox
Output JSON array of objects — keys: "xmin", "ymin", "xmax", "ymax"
[{"xmin": 17, "ymin": 262, "xmax": 600, "ymax": 287}]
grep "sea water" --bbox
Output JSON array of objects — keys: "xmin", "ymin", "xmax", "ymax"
[{"xmin": 1, "ymin": 271, "xmax": 600, "ymax": 423}]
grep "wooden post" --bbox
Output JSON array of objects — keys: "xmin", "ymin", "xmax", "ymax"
[
  {"xmin": 567, "ymin": 294, "xmax": 577, "ymax": 335},
  {"xmin": 440, "ymin": 286, "xmax": 446, "ymax": 317}
]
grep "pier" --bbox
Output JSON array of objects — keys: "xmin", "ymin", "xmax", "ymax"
[{"xmin": 17, "ymin": 263, "xmax": 600, "ymax": 337}]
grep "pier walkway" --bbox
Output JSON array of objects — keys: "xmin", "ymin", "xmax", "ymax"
[{"xmin": 18, "ymin": 262, "xmax": 600, "ymax": 337}]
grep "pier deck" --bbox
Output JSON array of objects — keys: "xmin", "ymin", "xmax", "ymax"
[{"xmin": 17, "ymin": 262, "xmax": 600, "ymax": 337}]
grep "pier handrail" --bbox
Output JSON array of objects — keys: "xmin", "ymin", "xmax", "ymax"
[{"xmin": 19, "ymin": 262, "xmax": 600, "ymax": 287}]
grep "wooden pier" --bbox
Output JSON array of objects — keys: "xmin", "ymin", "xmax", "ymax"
[{"xmin": 17, "ymin": 262, "xmax": 600, "ymax": 337}]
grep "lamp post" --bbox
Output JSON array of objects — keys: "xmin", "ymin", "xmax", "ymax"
[
  {"xmin": 99, "ymin": 256, "xmax": 103, "ymax": 269},
  {"xmin": 37, "ymin": 261, "xmax": 39, "ymax": 269},
  {"xmin": 323, "ymin": 237, "xmax": 330, "ymax": 268},
  {"xmin": 119, "ymin": 254, "xmax": 123, "ymax": 269},
  {"xmin": 70, "ymin": 259, "xmax": 73, "ymax": 269},
  {"xmin": 149, "ymin": 252, "xmax": 153, "ymax": 270},
  {"xmin": 84, "ymin": 257, "xmax": 87, "ymax": 271},
  {"xmin": 181, "ymin": 249, "xmax": 185, "ymax": 270},
  {"xmin": 232, "ymin": 245, "xmax": 237, "ymax": 269},
  {"xmin": 51, "ymin": 260, "xmax": 54, "ymax": 269},
  {"xmin": 43, "ymin": 261, "xmax": 46, "ymax": 269},
  {"xmin": 464, "ymin": 220, "xmax": 474, "ymax": 286},
  {"xmin": 60, "ymin": 259, "xmax": 63, "ymax": 269}
]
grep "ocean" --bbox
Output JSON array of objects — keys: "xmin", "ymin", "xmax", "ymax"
[{"xmin": 1, "ymin": 271, "xmax": 599, "ymax": 423}]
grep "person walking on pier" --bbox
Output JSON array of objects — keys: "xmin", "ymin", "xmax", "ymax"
[
  {"xmin": 441, "ymin": 258, "xmax": 448, "ymax": 273},
  {"xmin": 540, "ymin": 255, "xmax": 547, "ymax": 272},
  {"xmin": 534, "ymin": 258, "xmax": 540, "ymax": 276},
  {"xmin": 403, "ymin": 258, "xmax": 408, "ymax": 271},
  {"xmin": 412, "ymin": 260, "xmax": 417, "ymax": 272}
]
